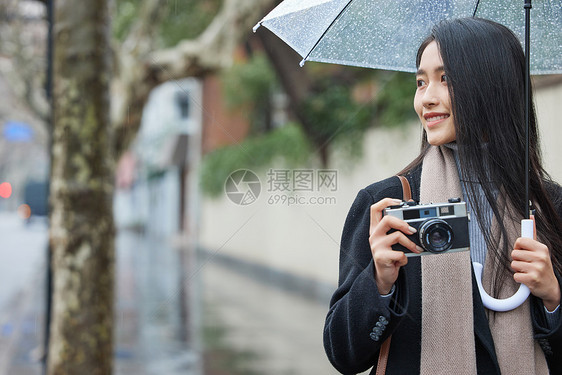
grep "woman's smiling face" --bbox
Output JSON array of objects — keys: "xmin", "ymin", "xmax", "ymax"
[{"xmin": 414, "ymin": 41, "xmax": 456, "ymax": 146}]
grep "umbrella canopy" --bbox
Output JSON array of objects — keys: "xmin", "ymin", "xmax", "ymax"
[{"xmin": 254, "ymin": 0, "xmax": 562, "ymax": 74}]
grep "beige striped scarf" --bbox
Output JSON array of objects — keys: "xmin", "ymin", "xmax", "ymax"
[{"xmin": 419, "ymin": 145, "xmax": 548, "ymax": 375}]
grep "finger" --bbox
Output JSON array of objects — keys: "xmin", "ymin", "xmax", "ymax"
[
  {"xmin": 374, "ymin": 247, "xmax": 409, "ymax": 267},
  {"xmin": 395, "ymin": 253, "xmax": 408, "ymax": 268},
  {"xmin": 511, "ymin": 248, "xmax": 550, "ymax": 270},
  {"xmin": 511, "ymin": 260, "xmax": 533, "ymax": 273},
  {"xmin": 375, "ymin": 247, "xmax": 406, "ymax": 263},
  {"xmin": 376, "ymin": 230, "xmax": 422, "ymax": 254},
  {"xmin": 370, "ymin": 198, "xmax": 403, "ymax": 236},
  {"xmin": 511, "ymin": 248, "xmax": 550, "ymax": 265},
  {"xmin": 512, "ymin": 239, "xmax": 550, "ymax": 269},
  {"xmin": 511, "ymin": 249, "xmax": 539, "ymax": 262},
  {"xmin": 372, "ymin": 215, "xmax": 417, "ymax": 238},
  {"xmin": 513, "ymin": 272, "xmax": 539, "ymax": 288},
  {"xmin": 513, "ymin": 237, "xmax": 548, "ymax": 253},
  {"xmin": 530, "ymin": 214, "xmax": 537, "ymax": 241}
]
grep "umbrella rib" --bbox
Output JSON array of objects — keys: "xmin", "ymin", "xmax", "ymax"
[
  {"xmin": 472, "ymin": 0, "xmax": 481, "ymax": 17},
  {"xmin": 300, "ymin": 0, "xmax": 355, "ymax": 66}
]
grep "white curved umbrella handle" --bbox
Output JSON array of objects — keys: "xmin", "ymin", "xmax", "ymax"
[{"xmin": 472, "ymin": 219, "xmax": 533, "ymax": 312}]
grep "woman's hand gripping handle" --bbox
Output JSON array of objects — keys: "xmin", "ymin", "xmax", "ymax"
[
  {"xmin": 511, "ymin": 217, "xmax": 561, "ymax": 311},
  {"xmin": 473, "ymin": 219, "xmax": 537, "ymax": 312}
]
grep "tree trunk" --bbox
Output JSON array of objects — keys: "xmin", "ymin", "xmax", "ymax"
[{"xmin": 47, "ymin": 0, "xmax": 115, "ymax": 373}]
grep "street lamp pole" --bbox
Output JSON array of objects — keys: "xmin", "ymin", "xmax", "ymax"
[{"xmin": 43, "ymin": 0, "xmax": 54, "ymax": 373}]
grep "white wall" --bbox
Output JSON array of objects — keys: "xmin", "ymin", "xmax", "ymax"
[
  {"xmin": 536, "ymin": 83, "xmax": 562, "ymax": 183},
  {"xmin": 200, "ymin": 123, "xmax": 421, "ymax": 286}
]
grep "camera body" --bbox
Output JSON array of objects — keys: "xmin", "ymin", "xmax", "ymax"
[{"xmin": 384, "ymin": 198, "xmax": 470, "ymax": 257}]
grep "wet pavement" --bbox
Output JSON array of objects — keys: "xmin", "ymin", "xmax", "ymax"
[
  {"xmin": 114, "ymin": 230, "xmax": 199, "ymax": 375},
  {"xmin": 0, "ymin": 212, "xmax": 349, "ymax": 374},
  {"xmin": 0, "ymin": 213, "xmax": 198, "ymax": 375},
  {"xmin": 200, "ymin": 251, "xmax": 340, "ymax": 375}
]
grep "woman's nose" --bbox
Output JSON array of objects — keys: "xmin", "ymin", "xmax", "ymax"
[{"xmin": 422, "ymin": 84, "xmax": 440, "ymax": 107}]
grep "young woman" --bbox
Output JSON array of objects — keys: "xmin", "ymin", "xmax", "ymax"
[{"xmin": 323, "ymin": 18, "xmax": 562, "ymax": 374}]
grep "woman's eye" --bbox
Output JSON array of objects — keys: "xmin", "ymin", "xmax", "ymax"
[
  {"xmin": 441, "ymin": 74, "xmax": 448, "ymax": 83},
  {"xmin": 416, "ymin": 79, "xmax": 425, "ymax": 87}
]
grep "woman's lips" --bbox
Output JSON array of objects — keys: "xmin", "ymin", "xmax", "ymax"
[{"xmin": 424, "ymin": 113, "xmax": 449, "ymax": 128}]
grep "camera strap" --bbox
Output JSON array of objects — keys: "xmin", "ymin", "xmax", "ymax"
[{"xmin": 375, "ymin": 175, "xmax": 412, "ymax": 375}]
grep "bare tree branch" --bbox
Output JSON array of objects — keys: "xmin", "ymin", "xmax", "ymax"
[
  {"xmin": 111, "ymin": 0, "xmax": 168, "ymax": 157},
  {"xmin": 0, "ymin": 0, "xmax": 49, "ymax": 122},
  {"xmin": 150, "ymin": 0, "xmax": 276, "ymax": 77},
  {"xmin": 112, "ymin": 0, "xmax": 278, "ymax": 158}
]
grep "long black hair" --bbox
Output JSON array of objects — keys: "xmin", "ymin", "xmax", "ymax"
[{"xmin": 400, "ymin": 18, "xmax": 562, "ymax": 285}]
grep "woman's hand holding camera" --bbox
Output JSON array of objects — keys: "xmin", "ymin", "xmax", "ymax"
[{"xmin": 369, "ymin": 198, "xmax": 423, "ymax": 294}]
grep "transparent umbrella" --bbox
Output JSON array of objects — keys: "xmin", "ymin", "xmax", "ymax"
[
  {"xmin": 254, "ymin": 0, "xmax": 561, "ymax": 74},
  {"xmin": 254, "ymin": 0, "xmax": 562, "ymax": 311}
]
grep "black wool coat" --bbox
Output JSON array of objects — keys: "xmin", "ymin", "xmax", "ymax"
[{"xmin": 323, "ymin": 165, "xmax": 562, "ymax": 374}]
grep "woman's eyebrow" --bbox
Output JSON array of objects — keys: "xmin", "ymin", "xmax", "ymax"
[{"xmin": 416, "ymin": 66, "xmax": 445, "ymax": 76}]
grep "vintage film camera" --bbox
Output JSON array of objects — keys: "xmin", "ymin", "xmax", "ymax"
[{"xmin": 384, "ymin": 198, "xmax": 470, "ymax": 257}]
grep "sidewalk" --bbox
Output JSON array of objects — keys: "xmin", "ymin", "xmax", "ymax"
[
  {"xmin": 0, "ymin": 213, "xmax": 47, "ymax": 375},
  {"xmin": 200, "ymin": 250, "xmax": 341, "ymax": 375}
]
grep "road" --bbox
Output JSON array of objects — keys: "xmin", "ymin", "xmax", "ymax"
[{"xmin": 0, "ymin": 212, "xmax": 47, "ymax": 375}]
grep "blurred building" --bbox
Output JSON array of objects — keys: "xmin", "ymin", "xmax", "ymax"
[
  {"xmin": 115, "ymin": 78, "xmax": 200, "ymax": 236},
  {"xmin": 114, "ymin": 74, "xmax": 252, "ymax": 236}
]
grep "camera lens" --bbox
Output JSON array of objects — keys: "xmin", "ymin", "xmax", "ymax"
[{"xmin": 418, "ymin": 219, "xmax": 454, "ymax": 253}]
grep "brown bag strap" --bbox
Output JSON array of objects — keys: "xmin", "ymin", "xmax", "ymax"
[
  {"xmin": 375, "ymin": 338, "xmax": 392, "ymax": 375},
  {"xmin": 376, "ymin": 175, "xmax": 412, "ymax": 375},
  {"xmin": 397, "ymin": 175, "xmax": 412, "ymax": 201}
]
